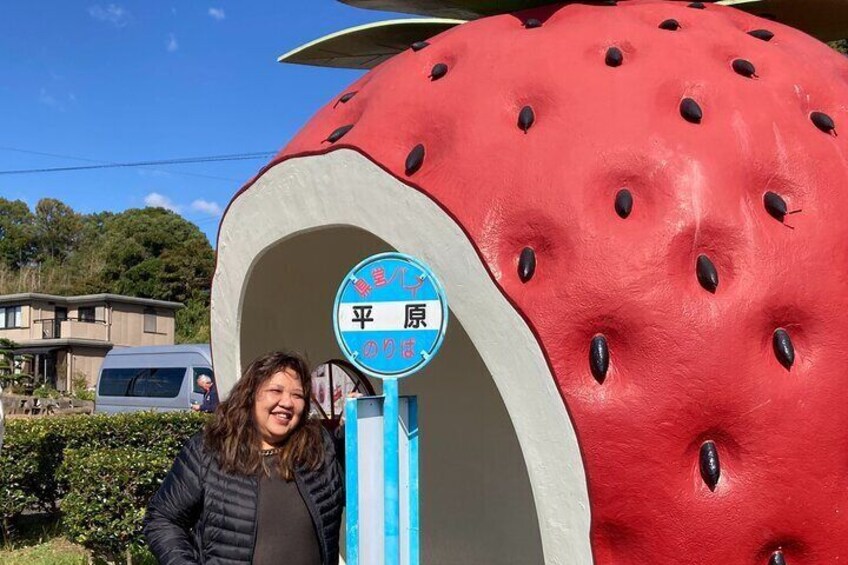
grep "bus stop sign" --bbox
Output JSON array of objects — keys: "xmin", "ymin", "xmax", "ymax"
[{"xmin": 333, "ymin": 252, "xmax": 449, "ymax": 379}]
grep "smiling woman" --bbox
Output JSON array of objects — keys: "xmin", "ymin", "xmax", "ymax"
[
  {"xmin": 253, "ymin": 368, "xmax": 308, "ymax": 448},
  {"xmin": 142, "ymin": 351, "xmax": 345, "ymax": 565}
]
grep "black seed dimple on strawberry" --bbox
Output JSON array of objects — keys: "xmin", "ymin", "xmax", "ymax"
[
  {"xmin": 810, "ymin": 111, "xmax": 836, "ymax": 134},
  {"xmin": 773, "ymin": 328, "xmax": 795, "ymax": 369},
  {"xmin": 615, "ymin": 189, "xmax": 633, "ymax": 218},
  {"xmin": 696, "ymin": 255, "xmax": 719, "ymax": 293},
  {"xmin": 732, "ymin": 58, "xmax": 757, "ymax": 78},
  {"xmin": 518, "ymin": 105, "xmax": 535, "ymax": 133},
  {"xmin": 605, "ymin": 47, "xmax": 624, "ymax": 67},
  {"xmin": 411, "ymin": 41, "xmax": 429, "ymax": 51},
  {"xmin": 590, "ymin": 335, "xmax": 610, "ymax": 383},
  {"xmin": 325, "ymin": 124, "xmax": 354, "ymax": 143},
  {"xmin": 764, "ymin": 191, "xmax": 788, "ymax": 222},
  {"xmin": 699, "ymin": 441, "xmax": 721, "ymax": 491},
  {"xmin": 769, "ymin": 550, "xmax": 787, "ymax": 565},
  {"xmin": 430, "ymin": 63, "xmax": 448, "ymax": 80},
  {"xmin": 523, "ymin": 17, "xmax": 542, "ymax": 29},
  {"xmin": 405, "ymin": 144, "xmax": 425, "ymax": 175},
  {"xmin": 659, "ymin": 18, "xmax": 681, "ymax": 31},
  {"xmin": 518, "ymin": 247, "xmax": 536, "ymax": 282},
  {"xmin": 748, "ymin": 28, "xmax": 775, "ymax": 41},
  {"xmin": 680, "ymin": 97, "xmax": 703, "ymax": 123},
  {"xmin": 688, "ymin": 2, "xmax": 705, "ymax": 8},
  {"xmin": 335, "ymin": 91, "xmax": 357, "ymax": 107}
]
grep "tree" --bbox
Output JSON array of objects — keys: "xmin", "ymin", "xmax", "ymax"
[
  {"xmin": 99, "ymin": 207, "xmax": 215, "ymax": 305},
  {"xmin": 0, "ymin": 338, "xmax": 15, "ymax": 376},
  {"xmin": 33, "ymin": 198, "xmax": 82, "ymax": 264},
  {"xmin": 0, "ymin": 338, "xmax": 32, "ymax": 390},
  {"xmin": 0, "ymin": 199, "xmax": 35, "ymax": 269},
  {"xmin": 175, "ymin": 294, "xmax": 212, "ymax": 344}
]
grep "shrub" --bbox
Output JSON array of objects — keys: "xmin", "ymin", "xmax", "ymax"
[
  {"xmin": 59, "ymin": 447, "xmax": 172, "ymax": 561},
  {"xmin": 71, "ymin": 389, "xmax": 95, "ymax": 402},
  {"xmin": 31, "ymin": 384, "xmax": 60, "ymax": 399},
  {"xmin": 70, "ymin": 372, "xmax": 94, "ymax": 402},
  {"xmin": 0, "ymin": 425, "xmax": 47, "ymax": 536},
  {"xmin": 0, "ymin": 411, "xmax": 208, "ymax": 539}
]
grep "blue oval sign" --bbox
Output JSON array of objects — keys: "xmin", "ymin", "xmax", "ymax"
[{"xmin": 333, "ymin": 253, "xmax": 449, "ymax": 379}]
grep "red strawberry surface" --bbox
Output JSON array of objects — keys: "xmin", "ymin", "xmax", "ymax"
[{"xmin": 278, "ymin": 1, "xmax": 848, "ymax": 562}]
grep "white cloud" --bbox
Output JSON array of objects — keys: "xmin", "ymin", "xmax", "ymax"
[
  {"xmin": 208, "ymin": 7, "xmax": 225, "ymax": 20},
  {"xmin": 144, "ymin": 194, "xmax": 223, "ymax": 219},
  {"xmin": 39, "ymin": 88, "xmax": 64, "ymax": 111},
  {"xmin": 88, "ymin": 4, "xmax": 130, "ymax": 27},
  {"xmin": 144, "ymin": 192, "xmax": 181, "ymax": 213},
  {"xmin": 166, "ymin": 33, "xmax": 179, "ymax": 52},
  {"xmin": 191, "ymin": 199, "xmax": 223, "ymax": 216}
]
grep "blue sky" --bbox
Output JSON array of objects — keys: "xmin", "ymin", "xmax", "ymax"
[{"xmin": 0, "ymin": 1, "xmax": 403, "ymax": 243}]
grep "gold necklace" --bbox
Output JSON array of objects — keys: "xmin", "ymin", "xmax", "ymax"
[{"xmin": 260, "ymin": 447, "xmax": 283, "ymax": 457}]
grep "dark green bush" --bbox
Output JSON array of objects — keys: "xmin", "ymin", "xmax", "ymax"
[
  {"xmin": 0, "ymin": 411, "xmax": 208, "ymax": 539},
  {"xmin": 0, "ymin": 425, "xmax": 48, "ymax": 532},
  {"xmin": 60, "ymin": 447, "xmax": 172, "ymax": 560}
]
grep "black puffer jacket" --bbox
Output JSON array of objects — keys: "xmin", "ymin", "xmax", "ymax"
[{"xmin": 143, "ymin": 428, "xmax": 344, "ymax": 565}]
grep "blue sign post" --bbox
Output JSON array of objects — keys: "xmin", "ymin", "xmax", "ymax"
[{"xmin": 334, "ymin": 252, "xmax": 448, "ymax": 565}]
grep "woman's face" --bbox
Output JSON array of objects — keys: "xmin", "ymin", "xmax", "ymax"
[{"xmin": 254, "ymin": 368, "xmax": 306, "ymax": 449}]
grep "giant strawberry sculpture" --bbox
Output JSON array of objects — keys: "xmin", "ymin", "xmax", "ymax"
[{"xmin": 212, "ymin": 1, "xmax": 848, "ymax": 563}]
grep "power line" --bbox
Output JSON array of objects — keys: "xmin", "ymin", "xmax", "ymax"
[
  {"xmin": 0, "ymin": 146, "xmax": 241, "ymax": 182},
  {"xmin": 0, "ymin": 150, "xmax": 276, "ymax": 176},
  {"xmin": 0, "ymin": 146, "xmax": 109, "ymax": 164},
  {"xmin": 191, "ymin": 216, "xmax": 224, "ymax": 226}
]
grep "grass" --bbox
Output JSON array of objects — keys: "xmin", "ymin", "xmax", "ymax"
[
  {"xmin": 1, "ymin": 514, "xmax": 89, "ymax": 564},
  {"xmin": 1, "ymin": 537, "xmax": 89, "ymax": 565},
  {"xmin": 1, "ymin": 536, "xmax": 157, "ymax": 565}
]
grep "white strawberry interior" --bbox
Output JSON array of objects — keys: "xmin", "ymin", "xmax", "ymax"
[{"xmin": 212, "ymin": 149, "xmax": 593, "ymax": 564}]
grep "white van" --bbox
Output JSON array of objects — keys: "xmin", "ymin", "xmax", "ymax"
[{"xmin": 95, "ymin": 345, "xmax": 214, "ymax": 414}]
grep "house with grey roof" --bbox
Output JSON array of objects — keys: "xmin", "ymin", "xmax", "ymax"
[{"xmin": 0, "ymin": 293, "xmax": 183, "ymax": 391}]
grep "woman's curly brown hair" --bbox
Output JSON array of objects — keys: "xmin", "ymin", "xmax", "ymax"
[{"xmin": 204, "ymin": 351, "xmax": 324, "ymax": 480}]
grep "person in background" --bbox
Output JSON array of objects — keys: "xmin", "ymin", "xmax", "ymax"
[
  {"xmin": 192, "ymin": 374, "xmax": 218, "ymax": 413},
  {"xmin": 143, "ymin": 351, "xmax": 345, "ymax": 565}
]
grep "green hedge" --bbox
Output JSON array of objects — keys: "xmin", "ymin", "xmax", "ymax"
[
  {"xmin": 60, "ymin": 447, "xmax": 172, "ymax": 560},
  {"xmin": 0, "ymin": 411, "xmax": 208, "ymax": 554}
]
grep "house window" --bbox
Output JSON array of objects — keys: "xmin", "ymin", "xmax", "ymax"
[
  {"xmin": 144, "ymin": 307, "xmax": 158, "ymax": 333},
  {"xmin": 0, "ymin": 306, "xmax": 23, "ymax": 329},
  {"xmin": 78, "ymin": 306, "xmax": 96, "ymax": 323}
]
